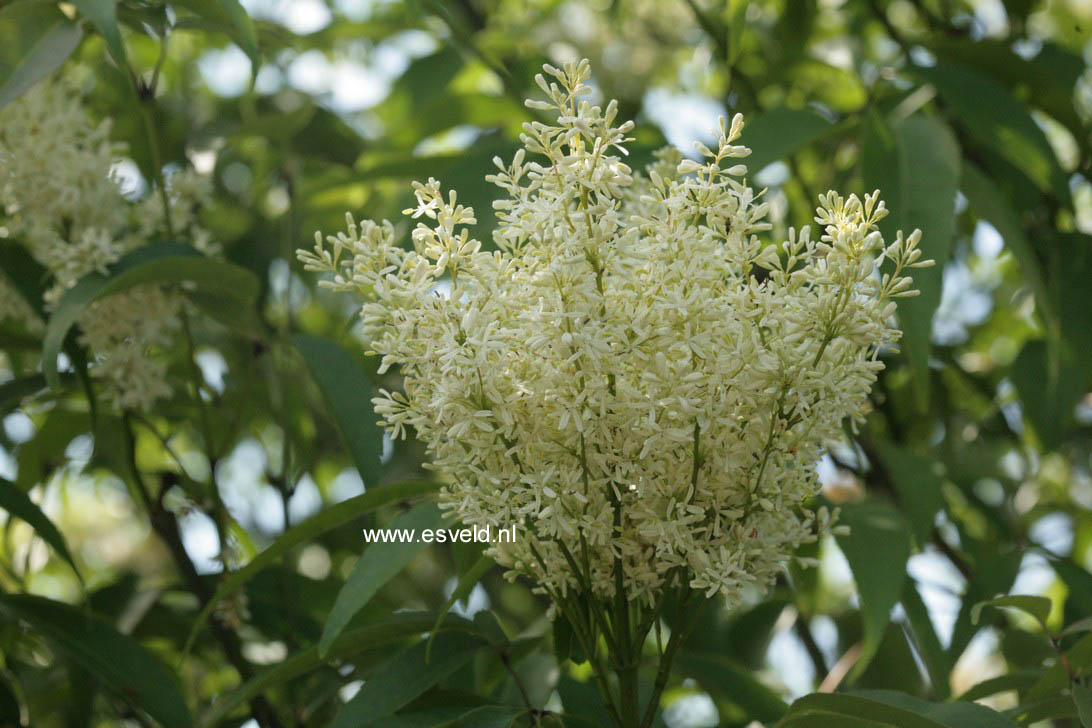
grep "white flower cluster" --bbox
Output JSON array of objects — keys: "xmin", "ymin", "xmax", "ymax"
[
  {"xmin": 300, "ymin": 60, "xmax": 929, "ymax": 606},
  {"xmin": 0, "ymin": 78, "xmax": 213, "ymax": 410},
  {"xmin": 0, "ymin": 80, "xmax": 127, "ymax": 274}
]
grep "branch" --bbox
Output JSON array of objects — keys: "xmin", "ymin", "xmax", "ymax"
[
  {"xmin": 497, "ymin": 646, "xmax": 541, "ymax": 727},
  {"xmin": 639, "ymin": 587, "xmax": 706, "ymax": 728},
  {"xmin": 793, "ymin": 611, "xmax": 830, "ymax": 680},
  {"xmin": 121, "ymin": 416, "xmax": 286, "ymax": 728},
  {"xmin": 854, "ymin": 435, "xmax": 975, "ymax": 581},
  {"xmin": 866, "ymin": 0, "xmax": 913, "ymax": 55}
]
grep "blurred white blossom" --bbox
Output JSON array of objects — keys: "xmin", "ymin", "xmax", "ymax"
[{"xmin": 0, "ymin": 78, "xmax": 215, "ymax": 410}]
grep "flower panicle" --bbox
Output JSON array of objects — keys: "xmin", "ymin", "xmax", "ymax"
[{"xmin": 298, "ymin": 60, "xmax": 928, "ymax": 607}]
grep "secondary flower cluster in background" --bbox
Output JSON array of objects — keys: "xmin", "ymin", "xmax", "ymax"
[{"xmin": 0, "ymin": 77, "xmax": 214, "ymax": 410}]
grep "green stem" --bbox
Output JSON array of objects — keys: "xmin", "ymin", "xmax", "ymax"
[
  {"xmin": 683, "ymin": 0, "xmax": 729, "ymax": 63},
  {"xmin": 639, "ymin": 587, "xmax": 705, "ymax": 728},
  {"xmin": 618, "ymin": 652, "xmax": 640, "ymax": 727},
  {"xmin": 134, "ymin": 31, "xmax": 176, "ymax": 238},
  {"xmin": 121, "ymin": 416, "xmax": 284, "ymax": 728},
  {"xmin": 528, "ymin": 543, "xmax": 624, "ymax": 728},
  {"xmin": 179, "ymin": 308, "xmax": 213, "ymax": 450},
  {"xmin": 497, "ymin": 647, "xmax": 540, "ymax": 726},
  {"xmin": 138, "ymin": 100, "xmax": 174, "ymax": 238},
  {"xmin": 557, "ymin": 539, "xmax": 619, "ymax": 654},
  {"xmin": 610, "ymin": 498, "xmax": 636, "ymax": 722}
]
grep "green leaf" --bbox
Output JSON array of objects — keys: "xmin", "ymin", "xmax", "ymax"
[
  {"xmin": 1034, "ymin": 342, "xmax": 1088, "ymax": 438},
  {"xmin": 360, "ymin": 707, "xmax": 488, "ymax": 728},
  {"xmin": 1027, "ymin": 632, "xmax": 1092, "ymax": 701},
  {"xmin": 375, "ymin": 47, "xmax": 467, "ymax": 128},
  {"xmin": 558, "ymin": 674, "xmax": 613, "ymax": 726},
  {"xmin": 200, "ymin": 612, "xmax": 477, "ymax": 727},
  {"xmin": 778, "ymin": 693, "xmax": 940, "ymax": 728},
  {"xmin": 294, "ymin": 107, "xmax": 368, "ymax": 166},
  {"xmin": 874, "ymin": 443, "xmax": 943, "ymax": 546},
  {"xmin": 721, "ymin": 597, "xmax": 790, "ymax": 667},
  {"xmin": 13, "ymin": 410, "xmax": 92, "ymax": 491},
  {"xmin": 64, "ymin": 663, "xmax": 98, "ymax": 728},
  {"xmin": 961, "ymin": 163, "xmax": 1055, "ymax": 332},
  {"xmin": 42, "ymin": 244, "xmax": 259, "ymax": 388},
  {"xmin": 742, "ymin": 108, "xmax": 835, "ymax": 173},
  {"xmin": 0, "ymin": 374, "xmax": 69, "ymax": 414},
  {"xmin": 475, "ymin": 635, "xmax": 543, "ymax": 700},
  {"xmin": 972, "ymin": 595, "xmax": 1053, "ymax": 631},
  {"xmin": 1007, "ymin": 695, "xmax": 1079, "ymax": 724},
  {"xmin": 1053, "ymin": 233, "xmax": 1092, "ymax": 357},
  {"xmin": 329, "ymin": 630, "xmax": 489, "ymax": 728},
  {"xmin": 453, "ymin": 536, "xmax": 487, "ymax": 579},
  {"xmin": 771, "ymin": 0, "xmax": 817, "ymax": 56},
  {"xmin": 0, "ymin": 676, "xmax": 18, "ymax": 726},
  {"xmin": 834, "ymin": 500, "xmax": 913, "ymax": 680},
  {"xmin": 0, "ymin": 476, "xmax": 81, "ymax": 580},
  {"xmin": 553, "ymin": 611, "xmax": 575, "ymax": 664},
  {"xmin": 901, "ymin": 581, "xmax": 951, "ymax": 699},
  {"xmin": 779, "ymin": 713, "xmax": 892, "ymax": 728},
  {"xmin": 232, "ymin": 104, "xmax": 316, "ymax": 144},
  {"xmin": 0, "ymin": 593, "xmax": 191, "ymax": 728},
  {"xmin": 293, "ymin": 334, "xmax": 384, "ymax": 487},
  {"xmin": 319, "ymin": 503, "xmax": 443, "ymax": 657},
  {"xmin": 677, "ymin": 652, "xmax": 790, "ymax": 722},
  {"xmin": 1063, "ymin": 617, "xmax": 1092, "ymax": 638},
  {"xmin": 451, "ymin": 706, "xmax": 528, "ymax": 727},
  {"xmin": 1051, "ymin": 558, "xmax": 1092, "ymax": 623},
  {"xmin": 948, "ymin": 558, "xmax": 1023, "ymax": 666},
  {"xmin": 914, "ymin": 60, "xmax": 1069, "ymax": 202},
  {"xmin": 854, "ymin": 622, "xmax": 926, "ymax": 694},
  {"xmin": 926, "ymin": 39, "xmax": 1089, "ymax": 152},
  {"xmin": 186, "ymin": 288, "xmax": 264, "ymax": 334},
  {"xmin": 790, "ymin": 58, "xmax": 867, "ymax": 111},
  {"xmin": 777, "ymin": 691, "xmax": 1017, "ymax": 728},
  {"xmin": 427, "ymin": 552, "xmax": 495, "ymax": 659},
  {"xmin": 0, "ymin": 240, "xmax": 49, "ymax": 318},
  {"xmin": 959, "ymin": 671, "xmax": 1042, "ymax": 702},
  {"xmin": 115, "ymin": 3, "xmax": 168, "ymax": 35},
  {"xmin": 726, "ymin": 0, "xmax": 748, "ymax": 65},
  {"xmin": 854, "ymin": 690, "xmax": 1019, "ymax": 728},
  {"xmin": 71, "ymin": 0, "xmax": 127, "ymax": 69},
  {"xmin": 183, "ymin": 479, "xmax": 439, "ymax": 657},
  {"xmin": 860, "ymin": 111, "xmax": 959, "ymax": 409},
  {"xmin": 1011, "ymin": 339, "xmax": 1084, "ymax": 452},
  {"xmin": 170, "ymin": 0, "xmax": 258, "ymax": 65},
  {"xmin": 1074, "ymin": 683, "xmax": 1092, "ymax": 728},
  {"xmin": 0, "ymin": 1, "xmax": 83, "ymax": 107}
]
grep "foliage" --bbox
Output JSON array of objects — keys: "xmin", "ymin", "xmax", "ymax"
[{"xmin": 0, "ymin": 0, "xmax": 1089, "ymax": 727}]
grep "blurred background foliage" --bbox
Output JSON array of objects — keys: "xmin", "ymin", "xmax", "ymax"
[{"xmin": 0, "ymin": 0, "xmax": 1091, "ymax": 726}]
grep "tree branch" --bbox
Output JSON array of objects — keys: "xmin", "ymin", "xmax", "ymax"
[{"xmin": 121, "ymin": 415, "xmax": 285, "ymax": 728}]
